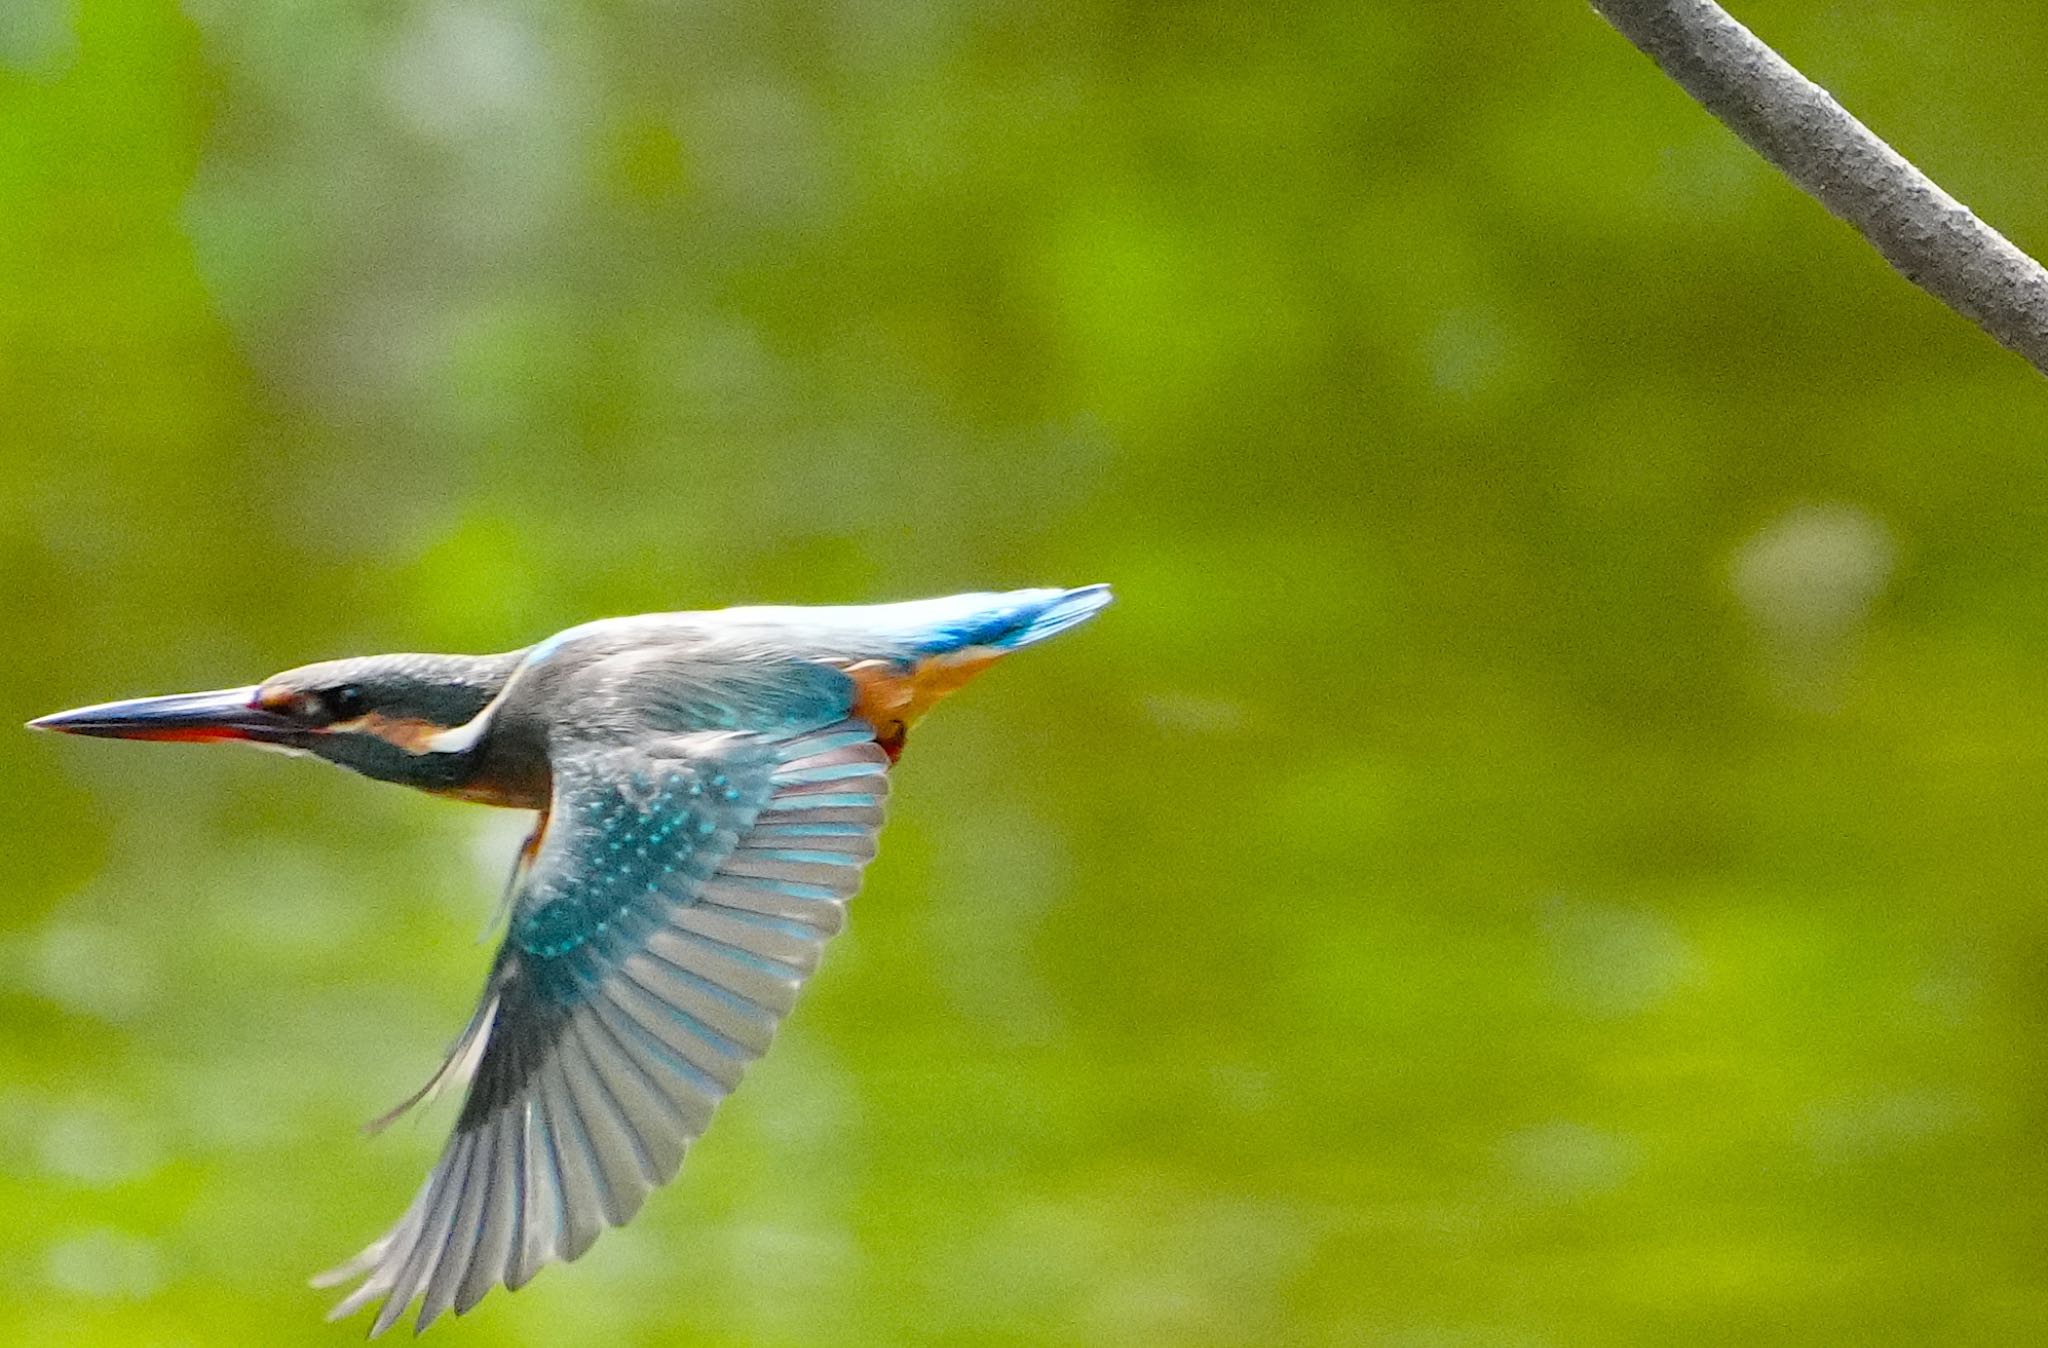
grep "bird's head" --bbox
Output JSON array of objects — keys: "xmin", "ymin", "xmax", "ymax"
[{"xmin": 29, "ymin": 651, "xmax": 526, "ymax": 789}]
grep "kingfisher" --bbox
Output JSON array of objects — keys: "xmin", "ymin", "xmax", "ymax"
[{"xmin": 29, "ymin": 585, "xmax": 1111, "ymax": 1335}]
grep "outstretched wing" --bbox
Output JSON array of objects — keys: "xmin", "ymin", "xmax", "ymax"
[{"xmin": 316, "ymin": 719, "xmax": 890, "ymax": 1335}]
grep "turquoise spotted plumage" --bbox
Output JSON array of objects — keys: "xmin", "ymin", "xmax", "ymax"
[
  {"xmin": 316, "ymin": 720, "xmax": 892, "ymax": 1333},
  {"xmin": 509, "ymin": 751, "xmax": 773, "ymax": 995}
]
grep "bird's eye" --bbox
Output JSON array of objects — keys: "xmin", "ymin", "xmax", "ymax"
[
  {"xmin": 274, "ymin": 685, "xmax": 365, "ymax": 726},
  {"xmin": 324, "ymin": 685, "xmax": 367, "ymax": 721}
]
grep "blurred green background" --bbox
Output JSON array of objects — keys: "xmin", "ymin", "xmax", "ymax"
[{"xmin": 6, "ymin": 0, "xmax": 2048, "ymax": 1343}]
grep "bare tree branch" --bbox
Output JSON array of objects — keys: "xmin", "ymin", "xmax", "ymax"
[{"xmin": 1589, "ymin": 0, "xmax": 2048, "ymax": 376}]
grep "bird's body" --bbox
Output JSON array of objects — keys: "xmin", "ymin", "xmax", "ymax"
[{"xmin": 30, "ymin": 585, "xmax": 1110, "ymax": 1334}]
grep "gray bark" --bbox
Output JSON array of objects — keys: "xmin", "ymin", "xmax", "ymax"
[{"xmin": 1589, "ymin": 0, "xmax": 2048, "ymax": 376}]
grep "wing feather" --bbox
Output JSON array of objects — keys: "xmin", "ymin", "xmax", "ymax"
[
  {"xmin": 555, "ymin": 1031, "xmax": 649, "ymax": 1226},
  {"xmin": 699, "ymin": 876, "xmax": 849, "ymax": 934},
  {"xmin": 669, "ymin": 906, "xmax": 822, "ymax": 971},
  {"xmin": 642, "ymin": 925, "xmax": 802, "ymax": 1014},
  {"xmin": 418, "ymin": 1120, "xmax": 494, "ymax": 1330},
  {"xmin": 538, "ymin": 1054, "xmax": 609, "ymax": 1262},
  {"xmin": 511, "ymin": 1098, "xmax": 565, "ymax": 1288},
  {"xmin": 616, "ymin": 948, "xmax": 772, "ymax": 1058},
  {"xmin": 456, "ymin": 1108, "xmax": 520, "ymax": 1313},
  {"xmin": 321, "ymin": 719, "xmax": 889, "ymax": 1333},
  {"xmin": 583, "ymin": 995, "xmax": 702, "ymax": 1146},
  {"xmin": 602, "ymin": 970, "xmax": 747, "ymax": 1098},
  {"xmin": 370, "ymin": 1130, "xmax": 473, "ymax": 1336}
]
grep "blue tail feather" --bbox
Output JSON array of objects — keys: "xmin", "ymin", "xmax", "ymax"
[
  {"xmin": 903, "ymin": 585, "xmax": 1113, "ymax": 655},
  {"xmin": 984, "ymin": 584, "xmax": 1114, "ymax": 650}
]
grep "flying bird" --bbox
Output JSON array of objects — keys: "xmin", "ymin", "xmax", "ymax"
[{"xmin": 29, "ymin": 585, "xmax": 1111, "ymax": 1334}]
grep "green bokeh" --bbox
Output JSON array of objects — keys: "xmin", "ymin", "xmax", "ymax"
[{"xmin": 7, "ymin": 1, "xmax": 2048, "ymax": 1343}]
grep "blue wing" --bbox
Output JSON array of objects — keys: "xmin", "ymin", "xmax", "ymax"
[{"xmin": 315, "ymin": 719, "xmax": 890, "ymax": 1334}]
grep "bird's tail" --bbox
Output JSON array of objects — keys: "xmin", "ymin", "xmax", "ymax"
[
  {"xmin": 830, "ymin": 586, "xmax": 1110, "ymax": 751},
  {"xmin": 885, "ymin": 584, "xmax": 1112, "ymax": 657},
  {"xmin": 972, "ymin": 584, "xmax": 1114, "ymax": 651}
]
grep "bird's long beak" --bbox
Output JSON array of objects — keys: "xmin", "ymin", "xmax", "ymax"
[{"xmin": 27, "ymin": 686, "xmax": 298, "ymax": 744}]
